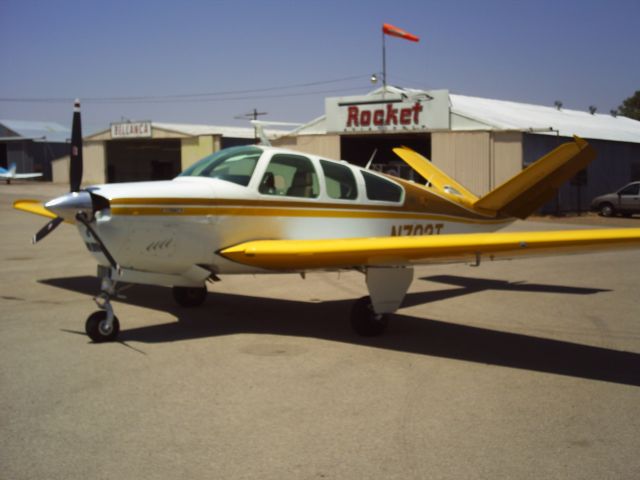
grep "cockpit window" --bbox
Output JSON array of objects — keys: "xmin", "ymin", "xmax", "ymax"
[
  {"xmin": 259, "ymin": 154, "xmax": 319, "ymax": 198},
  {"xmin": 361, "ymin": 171, "xmax": 403, "ymax": 202},
  {"xmin": 320, "ymin": 160, "xmax": 357, "ymax": 200},
  {"xmin": 178, "ymin": 146, "xmax": 262, "ymax": 186}
]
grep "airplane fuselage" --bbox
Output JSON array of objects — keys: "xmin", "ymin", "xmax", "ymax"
[{"xmin": 71, "ymin": 146, "xmax": 511, "ymax": 282}]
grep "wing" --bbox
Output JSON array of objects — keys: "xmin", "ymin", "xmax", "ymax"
[
  {"xmin": 220, "ymin": 229, "xmax": 640, "ymax": 270},
  {"xmin": 13, "ymin": 199, "xmax": 59, "ymax": 220},
  {"xmin": 14, "ymin": 173, "xmax": 43, "ymax": 179}
]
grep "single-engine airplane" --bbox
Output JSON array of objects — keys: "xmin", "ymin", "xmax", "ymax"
[
  {"xmin": 13, "ymin": 101, "xmax": 640, "ymax": 342},
  {"xmin": 0, "ymin": 162, "xmax": 43, "ymax": 184}
]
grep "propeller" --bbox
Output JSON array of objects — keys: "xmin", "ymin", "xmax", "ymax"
[
  {"xmin": 33, "ymin": 99, "xmax": 84, "ymax": 244},
  {"xmin": 32, "ymin": 217, "xmax": 63, "ymax": 244},
  {"xmin": 32, "ymin": 100, "xmax": 120, "ymax": 272}
]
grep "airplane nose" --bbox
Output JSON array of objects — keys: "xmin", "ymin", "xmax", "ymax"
[{"xmin": 45, "ymin": 191, "xmax": 94, "ymax": 221}]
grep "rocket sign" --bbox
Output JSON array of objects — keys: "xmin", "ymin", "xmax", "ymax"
[{"xmin": 325, "ymin": 90, "xmax": 451, "ymax": 134}]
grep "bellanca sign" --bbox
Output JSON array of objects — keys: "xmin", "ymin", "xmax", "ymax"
[
  {"xmin": 325, "ymin": 90, "xmax": 450, "ymax": 134},
  {"xmin": 110, "ymin": 121, "xmax": 153, "ymax": 139}
]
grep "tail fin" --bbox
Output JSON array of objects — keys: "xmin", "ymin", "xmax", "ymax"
[
  {"xmin": 474, "ymin": 136, "xmax": 596, "ymax": 219},
  {"xmin": 392, "ymin": 146, "xmax": 479, "ymax": 207}
]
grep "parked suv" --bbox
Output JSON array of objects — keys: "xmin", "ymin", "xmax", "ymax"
[{"xmin": 590, "ymin": 181, "xmax": 640, "ymax": 217}]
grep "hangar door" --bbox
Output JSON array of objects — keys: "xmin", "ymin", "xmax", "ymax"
[
  {"xmin": 340, "ymin": 134, "xmax": 430, "ymax": 181},
  {"xmin": 106, "ymin": 139, "xmax": 181, "ymax": 183}
]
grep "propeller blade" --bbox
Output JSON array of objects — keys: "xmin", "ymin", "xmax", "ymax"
[
  {"xmin": 69, "ymin": 99, "xmax": 83, "ymax": 192},
  {"xmin": 75, "ymin": 214, "xmax": 120, "ymax": 273},
  {"xmin": 32, "ymin": 217, "xmax": 64, "ymax": 244}
]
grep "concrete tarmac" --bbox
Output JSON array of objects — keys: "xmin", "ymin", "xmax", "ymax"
[{"xmin": 1, "ymin": 183, "xmax": 639, "ymax": 479}]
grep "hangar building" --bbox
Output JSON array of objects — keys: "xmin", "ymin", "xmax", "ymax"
[
  {"xmin": 52, "ymin": 121, "xmax": 260, "ymax": 184},
  {"xmin": 0, "ymin": 120, "xmax": 70, "ymax": 181},
  {"xmin": 273, "ymin": 86, "xmax": 640, "ymax": 213}
]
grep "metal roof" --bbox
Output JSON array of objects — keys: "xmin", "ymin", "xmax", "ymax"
[
  {"xmin": 292, "ymin": 87, "xmax": 640, "ymax": 144},
  {"xmin": 0, "ymin": 119, "xmax": 70, "ymax": 143},
  {"xmin": 85, "ymin": 122, "xmax": 289, "ymax": 140},
  {"xmin": 153, "ymin": 122, "xmax": 257, "ymax": 139},
  {"xmin": 449, "ymin": 94, "xmax": 640, "ymax": 143}
]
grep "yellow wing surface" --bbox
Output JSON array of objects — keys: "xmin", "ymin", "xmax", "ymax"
[
  {"xmin": 13, "ymin": 199, "xmax": 58, "ymax": 220},
  {"xmin": 392, "ymin": 146, "xmax": 479, "ymax": 207},
  {"xmin": 220, "ymin": 229, "xmax": 640, "ymax": 270}
]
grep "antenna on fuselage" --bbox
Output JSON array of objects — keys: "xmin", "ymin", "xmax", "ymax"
[{"xmin": 365, "ymin": 148, "xmax": 378, "ymax": 170}]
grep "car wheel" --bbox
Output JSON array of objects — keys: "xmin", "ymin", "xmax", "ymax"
[{"xmin": 599, "ymin": 203, "xmax": 614, "ymax": 217}]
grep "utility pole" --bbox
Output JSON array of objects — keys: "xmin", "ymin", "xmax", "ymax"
[{"xmin": 235, "ymin": 108, "xmax": 268, "ymax": 141}]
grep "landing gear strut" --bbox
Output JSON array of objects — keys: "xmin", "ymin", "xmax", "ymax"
[
  {"xmin": 351, "ymin": 296, "xmax": 389, "ymax": 336},
  {"xmin": 350, "ymin": 266, "xmax": 414, "ymax": 337},
  {"xmin": 86, "ymin": 276, "xmax": 120, "ymax": 342}
]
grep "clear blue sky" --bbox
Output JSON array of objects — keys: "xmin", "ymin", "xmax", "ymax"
[{"xmin": 1, "ymin": 0, "xmax": 639, "ymax": 132}]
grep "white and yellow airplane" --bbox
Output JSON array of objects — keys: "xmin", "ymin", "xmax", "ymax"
[{"xmin": 13, "ymin": 102, "xmax": 640, "ymax": 342}]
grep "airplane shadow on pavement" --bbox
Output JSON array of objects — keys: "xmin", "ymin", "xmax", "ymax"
[{"xmin": 40, "ymin": 275, "xmax": 640, "ymax": 387}]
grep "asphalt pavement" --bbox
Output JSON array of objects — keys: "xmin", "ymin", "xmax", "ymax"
[{"xmin": 1, "ymin": 183, "xmax": 639, "ymax": 479}]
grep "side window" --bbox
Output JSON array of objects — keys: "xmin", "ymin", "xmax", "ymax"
[
  {"xmin": 259, "ymin": 154, "xmax": 319, "ymax": 198},
  {"xmin": 320, "ymin": 160, "xmax": 357, "ymax": 200},
  {"xmin": 619, "ymin": 184, "xmax": 639, "ymax": 195},
  {"xmin": 361, "ymin": 171, "xmax": 403, "ymax": 202}
]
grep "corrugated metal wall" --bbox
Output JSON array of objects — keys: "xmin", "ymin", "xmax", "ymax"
[
  {"xmin": 524, "ymin": 134, "xmax": 640, "ymax": 213},
  {"xmin": 273, "ymin": 134, "xmax": 341, "ymax": 159},
  {"xmin": 432, "ymin": 131, "xmax": 491, "ymax": 196},
  {"xmin": 492, "ymin": 132, "xmax": 523, "ymax": 188}
]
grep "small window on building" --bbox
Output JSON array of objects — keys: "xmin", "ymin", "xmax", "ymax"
[
  {"xmin": 259, "ymin": 154, "xmax": 319, "ymax": 198},
  {"xmin": 361, "ymin": 171, "xmax": 403, "ymax": 202},
  {"xmin": 320, "ymin": 160, "xmax": 357, "ymax": 200}
]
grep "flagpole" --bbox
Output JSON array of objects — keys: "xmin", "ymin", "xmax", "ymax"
[{"xmin": 382, "ymin": 29, "xmax": 387, "ymax": 90}]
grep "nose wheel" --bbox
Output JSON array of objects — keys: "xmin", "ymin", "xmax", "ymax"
[
  {"xmin": 85, "ymin": 276, "xmax": 121, "ymax": 342},
  {"xmin": 85, "ymin": 310, "xmax": 120, "ymax": 343}
]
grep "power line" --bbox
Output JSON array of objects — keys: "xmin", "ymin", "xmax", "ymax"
[{"xmin": 0, "ymin": 74, "xmax": 369, "ymax": 104}]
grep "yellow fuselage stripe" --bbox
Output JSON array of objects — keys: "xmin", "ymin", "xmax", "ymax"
[{"xmin": 110, "ymin": 205, "xmax": 509, "ymax": 224}]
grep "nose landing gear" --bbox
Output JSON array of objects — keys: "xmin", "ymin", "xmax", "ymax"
[{"xmin": 85, "ymin": 277, "xmax": 120, "ymax": 343}]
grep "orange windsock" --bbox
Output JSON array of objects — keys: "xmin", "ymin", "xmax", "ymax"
[{"xmin": 382, "ymin": 23, "xmax": 419, "ymax": 42}]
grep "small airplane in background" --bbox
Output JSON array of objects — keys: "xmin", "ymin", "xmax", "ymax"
[
  {"xmin": 13, "ymin": 101, "xmax": 640, "ymax": 343},
  {"xmin": 0, "ymin": 163, "xmax": 43, "ymax": 184}
]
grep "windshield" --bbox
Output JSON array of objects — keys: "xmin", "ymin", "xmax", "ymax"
[{"xmin": 178, "ymin": 146, "xmax": 263, "ymax": 186}]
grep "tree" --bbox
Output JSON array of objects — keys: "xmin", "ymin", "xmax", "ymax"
[{"xmin": 618, "ymin": 90, "xmax": 640, "ymax": 121}]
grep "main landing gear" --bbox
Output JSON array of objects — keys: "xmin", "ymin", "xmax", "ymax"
[
  {"xmin": 83, "ymin": 267, "xmax": 411, "ymax": 342},
  {"xmin": 351, "ymin": 296, "xmax": 389, "ymax": 336},
  {"xmin": 350, "ymin": 266, "xmax": 414, "ymax": 337}
]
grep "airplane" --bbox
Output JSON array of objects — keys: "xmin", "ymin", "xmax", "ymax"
[
  {"xmin": 0, "ymin": 163, "xmax": 43, "ymax": 184},
  {"xmin": 13, "ymin": 101, "xmax": 640, "ymax": 342}
]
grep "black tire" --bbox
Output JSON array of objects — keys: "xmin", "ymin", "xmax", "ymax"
[
  {"xmin": 350, "ymin": 296, "xmax": 389, "ymax": 337},
  {"xmin": 85, "ymin": 311, "xmax": 120, "ymax": 343},
  {"xmin": 599, "ymin": 203, "xmax": 615, "ymax": 217},
  {"xmin": 172, "ymin": 286, "xmax": 208, "ymax": 307}
]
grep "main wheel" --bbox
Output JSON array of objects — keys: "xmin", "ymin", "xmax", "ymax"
[
  {"xmin": 350, "ymin": 296, "xmax": 389, "ymax": 337},
  {"xmin": 599, "ymin": 202, "xmax": 615, "ymax": 217},
  {"xmin": 85, "ymin": 311, "xmax": 120, "ymax": 343},
  {"xmin": 172, "ymin": 286, "xmax": 208, "ymax": 307}
]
